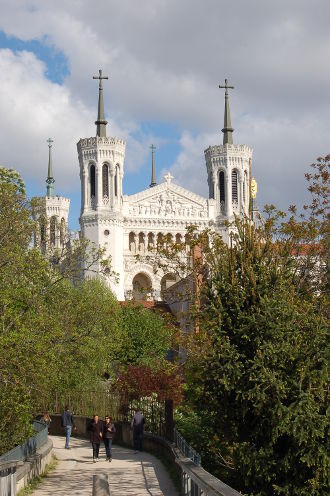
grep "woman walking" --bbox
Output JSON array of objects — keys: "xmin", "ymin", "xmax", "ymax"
[
  {"xmin": 103, "ymin": 416, "xmax": 116, "ymax": 461},
  {"xmin": 88, "ymin": 414, "xmax": 103, "ymax": 462}
]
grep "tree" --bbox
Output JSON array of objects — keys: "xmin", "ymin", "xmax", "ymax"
[
  {"xmin": 0, "ymin": 167, "xmax": 121, "ymax": 453},
  {"xmin": 158, "ymin": 157, "xmax": 329, "ymax": 495},
  {"xmin": 110, "ymin": 302, "xmax": 175, "ymax": 369}
]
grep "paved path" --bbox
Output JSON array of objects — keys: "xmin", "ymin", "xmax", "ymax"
[{"xmin": 31, "ymin": 435, "xmax": 179, "ymax": 496}]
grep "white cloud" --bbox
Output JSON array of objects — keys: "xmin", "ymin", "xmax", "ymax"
[{"xmin": 0, "ymin": 0, "xmax": 329, "ymax": 212}]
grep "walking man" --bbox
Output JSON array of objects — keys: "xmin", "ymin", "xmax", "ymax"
[
  {"xmin": 61, "ymin": 405, "xmax": 75, "ymax": 449},
  {"xmin": 131, "ymin": 407, "xmax": 145, "ymax": 453},
  {"xmin": 103, "ymin": 416, "xmax": 116, "ymax": 461}
]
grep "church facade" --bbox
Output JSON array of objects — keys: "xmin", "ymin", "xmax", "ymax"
[{"xmin": 76, "ymin": 73, "xmax": 253, "ymax": 301}]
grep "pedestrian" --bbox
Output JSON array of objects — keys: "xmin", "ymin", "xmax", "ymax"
[
  {"xmin": 88, "ymin": 414, "xmax": 103, "ymax": 462},
  {"xmin": 61, "ymin": 405, "xmax": 75, "ymax": 449},
  {"xmin": 131, "ymin": 407, "xmax": 145, "ymax": 453},
  {"xmin": 103, "ymin": 415, "xmax": 116, "ymax": 461}
]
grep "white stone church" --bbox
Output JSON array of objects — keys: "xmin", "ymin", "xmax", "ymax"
[{"xmin": 43, "ymin": 72, "xmax": 254, "ymax": 301}]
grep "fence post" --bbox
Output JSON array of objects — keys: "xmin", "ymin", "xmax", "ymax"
[{"xmin": 165, "ymin": 399, "xmax": 174, "ymax": 442}]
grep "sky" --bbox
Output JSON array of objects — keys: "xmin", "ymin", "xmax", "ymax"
[{"xmin": 0, "ymin": 0, "xmax": 329, "ymax": 229}]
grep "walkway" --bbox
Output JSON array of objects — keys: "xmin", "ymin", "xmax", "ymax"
[{"xmin": 31, "ymin": 435, "xmax": 179, "ymax": 496}]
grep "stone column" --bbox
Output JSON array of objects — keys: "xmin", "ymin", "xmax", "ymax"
[
  {"xmin": 212, "ymin": 174, "xmax": 217, "ymax": 203},
  {"xmin": 124, "ymin": 231, "xmax": 129, "ymax": 251},
  {"xmin": 119, "ymin": 172, "xmax": 123, "ymax": 205},
  {"xmin": 144, "ymin": 231, "xmax": 148, "ymax": 252},
  {"xmin": 239, "ymin": 177, "xmax": 243, "ymax": 214},
  {"xmin": 82, "ymin": 168, "xmax": 88, "ymax": 213}
]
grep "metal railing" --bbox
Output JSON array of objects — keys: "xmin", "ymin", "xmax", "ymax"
[
  {"xmin": 0, "ymin": 421, "xmax": 48, "ymax": 464},
  {"xmin": 0, "ymin": 461, "xmax": 20, "ymax": 496},
  {"xmin": 174, "ymin": 427, "xmax": 201, "ymax": 467},
  {"xmin": 48, "ymin": 390, "xmax": 167, "ymax": 438},
  {"xmin": 176, "ymin": 455, "xmax": 242, "ymax": 496}
]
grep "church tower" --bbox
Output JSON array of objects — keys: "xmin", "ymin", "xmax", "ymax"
[
  {"xmin": 34, "ymin": 139, "xmax": 70, "ymax": 252},
  {"xmin": 77, "ymin": 70, "xmax": 126, "ymax": 299},
  {"xmin": 204, "ymin": 80, "xmax": 252, "ymax": 240}
]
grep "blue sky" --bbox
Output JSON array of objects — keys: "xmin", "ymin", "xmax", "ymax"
[
  {"xmin": 0, "ymin": 0, "xmax": 329, "ymax": 230},
  {"xmin": 0, "ymin": 31, "xmax": 183, "ymax": 229}
]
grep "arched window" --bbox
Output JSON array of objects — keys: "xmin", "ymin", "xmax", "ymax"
[
  {"xmin": 102, "ymin": 164, "xmax": 109, "ymax": 199},
  {"xmin": 40, "ymin": 218, "xmax": 46, "ymax": 252},
  {"xmin": 232, "ymin": 170, "xmax": 238, "ymax": 203},
  {"xmin": 219, "ymin": 171, "xmax": 225, "ymax": 211},
  {"xmin": 138, "ymin": 232, "xmax": 145, "ymax": 253},
  {"xmin": 176, "ymin": 233, "xmax": 182, "ymax": 244},
  {"xmin": 129, "ymin": 232, "xmax": 136, "ymax": 253},
  {"xmin": 157, "ymin": 233, "xmax": 164, "ymax": 249},
  {"xmin": 60, "ymin": 218, "xmax": 66, "ymax": 246},
  {"xmin": 132, "ymin": 273, "xmax": 152, "ymax": 301},
  {"xmin": 90, "ymin": 164, "xmax": 96, "ymax": 198},
  {"xmin": 114, "ymin": 165, "xmax": 119, "ymax": 197},
  {"xmin": 50, "ymin": 216, "xmax": 56, "ymax": 247},
  {"xmin": 148, "ymin": 232, "xmax": 155, "ymax": 251}
]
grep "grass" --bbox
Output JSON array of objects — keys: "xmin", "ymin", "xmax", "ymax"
[{"xmin": 17, "ymin": 454, "xmax": 58, "ymax": 495}]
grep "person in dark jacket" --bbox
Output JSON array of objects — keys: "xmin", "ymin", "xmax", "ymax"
[
  {"xmin": 88, "ymin": 414, "xmax": 103, "ymax": 462},
  {"xmin": 61, "ymin": 405, "xmax": 75, "ymax": 449},
  {"xmin": 103, "ymin": 416, "xmax": 116, "ymax": 461},
  {"xmin": 130, "ymin": 408, "xmax": 145, "ymax": 452}
]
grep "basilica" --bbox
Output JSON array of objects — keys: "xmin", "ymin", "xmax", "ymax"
[{"xmin": 43, "ymin": 71, "xmax": 255, "ymax": 301}]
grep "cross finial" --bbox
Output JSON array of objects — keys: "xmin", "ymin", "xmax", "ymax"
[
  {"xmin": 164, "ymin": 172, "xmax": 174, "ymax": 185},
  {"xmin": 93, "ymin": 69, "xmax": 109, "ymax": 90},
  {"xmin": 93, "ymin": 69, "xmax": 109, "ymax": 137},
  {"xmin": 219, "ymin": 78, "xmax": 234, "ymax": 95},
  {"xmin": 218, "ymin": 78, "xmax": 234, "ymax": 145},
  {"xmin": 47, "ymin": 137, "xmax": 54, "ymax": 148}
]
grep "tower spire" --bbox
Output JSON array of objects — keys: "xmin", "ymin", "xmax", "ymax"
[
  {"xmin": 149, "ymin": 144, "xmax": 157, "ymax": 187},
  {"xmin": 93, "ymin": 69, "xmax": 109, "ymax": 137},
  {"xmin": 219, "ymin": 79, "xmax": 234, "ymax": 145},
  {"xmin": 46, "ymin": 138, "xmax": 55, "ymax": 197}
]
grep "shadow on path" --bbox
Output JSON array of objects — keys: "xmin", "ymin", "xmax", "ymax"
[{"xmin": 31, "ymin": 435, "xmax": 178, "ymax": 496}]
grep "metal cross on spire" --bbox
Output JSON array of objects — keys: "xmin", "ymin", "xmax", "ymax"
[
  {"xmin": 46, "ymin": 138, "xmax": 55, "ymax": 197},
  {"xmin": 219, "ymin": 78, "xmax": 234, "ymax": 145},
  {"xmin": 93, "ymin": 69, "xmax": 109, "ymax": 138},
  {"xmin": 149, "ymin": 144, "xmax": 157, "ymax": 188}
]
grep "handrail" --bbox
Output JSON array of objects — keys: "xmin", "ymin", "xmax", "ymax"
[
  {"xmin": 174, "ymin": 427, "xmax": 201, "ymax": 466},
  {"xmin": 175, "ymin": 451, "xmax": 241, "ymax": 496},
  {"xmin": 0, "ymin": 420, "xmax": 48, "ymax": 463}
]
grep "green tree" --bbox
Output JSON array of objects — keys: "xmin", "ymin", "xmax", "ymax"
[
  {"xmin": 0, "ymin": 167, "xmax": 121, "ymax": 453},
  {"xmin": 111, "ymin": 302, "xmax": 174, "ymax": 368},
  {"xmin": 161, "ymin": 157, "xmax": 329, "ymax": 495}
]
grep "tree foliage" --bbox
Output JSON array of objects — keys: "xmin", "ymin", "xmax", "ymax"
[
  {"xmin": 0, "ymin": 167, "xmax": 176, "ymax": 454},
  {"xmin": 111, "ymin": 302, "xmax": 174, "ymax": 368},
  {"xmin": 159, "ymin": 157, "xmax": 329, "ymax": 495}
]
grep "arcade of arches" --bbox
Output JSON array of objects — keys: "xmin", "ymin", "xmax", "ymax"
[
  {"xmin": 132, "ymin": 272, "xmax": 179, "ymax": 301},
  {"xmin": 128, "ymin": 231, "xmax": 191, "ymax": 255}
]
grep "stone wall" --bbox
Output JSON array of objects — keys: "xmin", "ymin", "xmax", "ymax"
[{"xmin": 16, "ymin": 439, "xmax": 53, "ymax": 493}]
